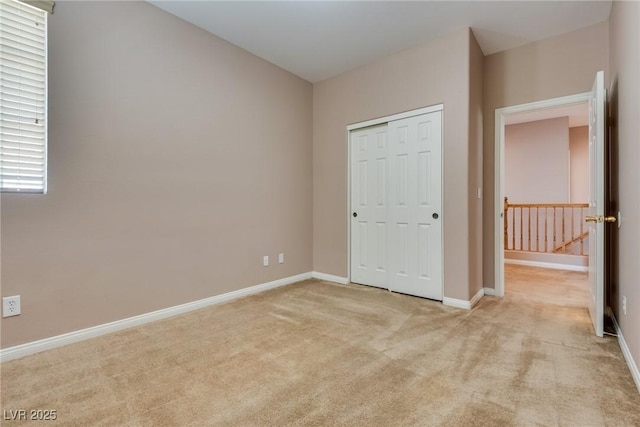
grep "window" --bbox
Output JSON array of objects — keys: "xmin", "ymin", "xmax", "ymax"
[{"xmin": 0, "ymin": 0, "xmax": 50, "ymax": 193}]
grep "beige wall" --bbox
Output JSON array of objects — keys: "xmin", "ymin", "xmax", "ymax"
[
  {"xmin": 505, "ymin": 117, "xmax": 570, "ymax": 204},
  {"xmin": 313, "ymin": 28, "xmax": 482, "ymax": 301},
  {"xmin": 608, "ymin": 0, "xmax": 640, "ymax": 379},
  {"xmin": 2, "ymin": 2, "xmax": 634, "ymax": 366},
  {"xmin": 0, "ymin": 2, "xmax": 313, "ymax": 348},
  {"xmin": 468, "ymin": 31, "xmax": 484, "ymax": 298},
  {"xmin": 569, "ymin": 126, "xmax": 589, "ymax": 203},
  {"xmin": 482, "ymin": 21, "xmax": 609, "ymax": 288}
]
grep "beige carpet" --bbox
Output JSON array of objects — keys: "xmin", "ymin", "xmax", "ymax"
[
  {"xmin": 2, "ymin": 277, "xmax": 639, "ymax": 426},
  {"xmin": 505, "ymin": 263, "xmax": 590, "ymax": 308}
]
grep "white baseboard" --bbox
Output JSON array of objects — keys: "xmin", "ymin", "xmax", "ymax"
[
  {"xmin": 483, "ymin": 287, "xmax": 496, "ymax": 296},
  {"xmin": 443, "ymin": 288, "xmax": 484, "ymax": 310},
  {"xmin": 609, "ymin": 309, "xmax": 640, "ymax": 393},
  {"xmin": 469, "ymin": 288, "xmax": 484, "ymax": 308},
  {"xmin": 311, "ymin": 271, "xmax": 350, "ymax": 285},
  {"xmin": 0, "ymin": 272, "xmax": 313, "ymax": 363},
  {"xmin": 443, "ymin": 297, "xmax": 469, "ymax": 309},
  {"xmin": 504, "ymin": 258, "xmax": 588, "ymax": 272}
]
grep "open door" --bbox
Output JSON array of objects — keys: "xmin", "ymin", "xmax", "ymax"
[{"xmin": 586, "ymin": 70, "xmax": 612, "ymax": 337}]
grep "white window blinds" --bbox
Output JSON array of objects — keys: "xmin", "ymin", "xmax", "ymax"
[{"xmin": 0, "ymin": 0, "xmax": 47, "ymax": 193}]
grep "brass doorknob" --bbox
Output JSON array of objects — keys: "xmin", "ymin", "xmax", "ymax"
[{"xmin": 585, "ymin": 215, "xmax": 617, "ymax": 223}]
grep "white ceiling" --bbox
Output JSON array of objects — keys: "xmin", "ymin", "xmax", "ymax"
[{"xmin": 149, "ymin": 1, "xmax": 612, "ymax": 83}]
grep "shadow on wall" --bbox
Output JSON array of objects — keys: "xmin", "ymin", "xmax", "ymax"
[{"xmin": 607, "ymin": 77, "xmax": 619, "ymax": 315}]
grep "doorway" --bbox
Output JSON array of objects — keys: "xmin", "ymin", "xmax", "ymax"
[
  {"xmin": 495, "ymin": 71, "xmax": 608, "ymax": 337},
  {"xmin": 501, "ymin": 101, "xmax": 590, "ymax": 307},
  {"xmin": 494, "ymin": 92, "xmax": 591, "ymax": 299}
]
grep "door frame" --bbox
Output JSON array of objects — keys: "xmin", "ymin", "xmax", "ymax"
[
  {"xmin": 347, "ymin": 104, "xmax": 444, "ymax": 288},
  {"xmin": 494, "ymin": 93, "xmax": 591, "ymax": 297}
]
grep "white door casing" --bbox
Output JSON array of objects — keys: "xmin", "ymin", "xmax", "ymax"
[
  {"xmin": 349, "ymin": 107, "xmax": 443, "ymax": 301},
  {"xmin": 587, "ymin": 70, "xmax": 606, "ymax": 338},
  {"xmin": 494, "ymin": 92, "xmax": 593, "ymax": 299},
  {"xmin": 493, "ymin": 72, "xmax": 607, "ymax": 339}
]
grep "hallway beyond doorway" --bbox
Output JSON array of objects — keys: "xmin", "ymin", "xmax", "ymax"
[{"xmin": 505, "ymin": 264, "xmax": 589, "ymax": 308}]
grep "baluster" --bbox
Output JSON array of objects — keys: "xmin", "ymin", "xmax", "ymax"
[
  {"xmin": 536, "ymin": 207, "xmax": 540, "ymax": 251},
  {"xmin": 527, "ymin": 207, "xmax": 531, "ymax": 251},
  {"xmin": 571, "ymin": 207, "xmax": 576, "ymax": 254},
  {"xmin": 512, "ymin": 204, "xmax": 516, "ymax": 250},
  {"xmin": 519, "ymin": 207, "xmax": 523, "ymax": 251},
  {"xmin": 544, "ymin": 207, "xmax": 548, "ymax": 252},
  {"xmin": 580, "ymin": 206, "xmax": 584, "ymax": 255},
  {"xmin": 553, "ymin": 207, "xmax": 557, "ymax": 251},
  {"xmin": 504, "ymin": 197, "xmax": 509, "ymax": 250},
  {"xmin": 562, "ymin": 207, "xmax": 566, "ymax": 253}
]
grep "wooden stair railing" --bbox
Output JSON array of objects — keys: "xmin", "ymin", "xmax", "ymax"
[
  {"xmin": 553, "ymin": 231, "xmax": 589, "ymax": 253},
  {"xmin": 504, "ymin": 197, "xmax": 589, "ymax": 256}
]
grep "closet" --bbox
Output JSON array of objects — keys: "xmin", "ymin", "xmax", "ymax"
[{"xmin": 350, "ymin": 107, "xmax": 443, "ymax": 300}]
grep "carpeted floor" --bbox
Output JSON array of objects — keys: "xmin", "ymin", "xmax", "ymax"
[
  {"xmin": 505, "ymin": 263, "xmax": 590, "ymax": 308},
  {"xmin": 1, "ymin": 274, "xmax": 639, "ymax": 426}
]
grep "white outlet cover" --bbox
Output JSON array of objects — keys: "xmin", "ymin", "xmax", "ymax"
[
  {"xmin": 263, "ymin": 256, "xmax": 269, "ymax": 267},
  {"xmin": 279, "ymin": 253, "xmax": 284, "ymax": 263},
  {"xmin": 2, "ymin": 295, "xmax": 21, "ymax": 317}
]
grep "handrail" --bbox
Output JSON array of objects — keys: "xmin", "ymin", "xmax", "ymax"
[
  {"xmin": 554, "ymin": 231, "xmax": 589, "ymax": 253},
  {"xmin": 504, "ymin": 197, "xmax": 589, "ymax": 256},
  {"xmin": 507, "ymin": 202, "xmax": 589, "ymax": 208}
]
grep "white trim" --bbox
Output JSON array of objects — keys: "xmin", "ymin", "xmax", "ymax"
[
  {"xmin": 504, "ymin": 258, "xmax": 588, "ymax": 272},
  {"xmin": 443, "ymin": 288, "xmax": 484, "ymax": 310},
  {"xmin": 443, "ymin": 297, "xmax": 470, "ymax": 309},
  {"xmin": 346, "ymin": 126, "xmax": 352, "ymax": 285},
  {"xmin": 0, "ymin": 272, "xmax": 312, "ymax": 363},
  {"xmin": 495, "ymin": 107, "xmax": 505, "ymax": 297},
  {"xmin": 483, "ymin": 287, "xmax": 496, "ymax": 296},
  {"xmin": 469, "ymin": 288, "xmax": 484, "ymax": 307},
  {"xmin": 43, "ymin": 10, "xmax": 48, "ymax": 194},
  {"xmin": 609, "ymin": 308, "xmax": 640, "ymax": 393},
  {"xmin": 347, "ymin": 104, "xmax": 444, "ymax": 131},
  {"xmin": 494, "ymin": 92, "xmax": 592, "ymax": 298},
  {"xmin": 312, "ymin": 271, "xmax": 350, "ymax": 285}
]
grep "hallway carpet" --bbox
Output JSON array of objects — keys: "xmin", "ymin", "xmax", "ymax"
[
  {"xmin": 505, "ymin": 263, "xmax": 589, "ymax": 308},
  {"xmin": 2, "ymin": 278, "xmax": 639, "ymax": 426}
]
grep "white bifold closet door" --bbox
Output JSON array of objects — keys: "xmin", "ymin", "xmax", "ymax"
[{"xmin": 350, "ymin": 111, "xmax": 443, "ymax": 300}]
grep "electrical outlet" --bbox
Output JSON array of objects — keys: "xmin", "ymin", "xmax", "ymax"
[
  {"xmin": 279, "ymin": 253, "xmax": 284, "ymax": 264},
  {"xmin": 263, "ymin": 256, "xmax": 269, "ymax": 267},
  {"xmin": 622, "ymin": 296, "xmax": 627, "ymax": 316},
  {"xmin": 2, "ymin": 295, "xmax": 21, "ymax": 318}
]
